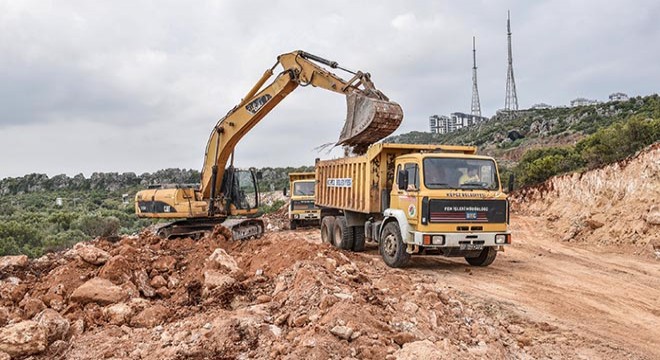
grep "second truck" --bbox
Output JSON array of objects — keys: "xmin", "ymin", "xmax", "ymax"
[
  {"xmin": 315, "ymin": 143, "xmax": 511, "ymax": 268},
  {"xmin": 287, "ymin": 172, "xmax": 321, "ymax": 229}
]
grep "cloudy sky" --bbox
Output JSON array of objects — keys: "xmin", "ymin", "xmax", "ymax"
[{"xmin": 1, "ymin": 0, "xmax": 658, "ymax": 178}]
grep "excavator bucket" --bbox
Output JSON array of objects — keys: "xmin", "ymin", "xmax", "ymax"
[{"xmin": 337, "ymin": 93, "xmax": 404, "ymax": 153}]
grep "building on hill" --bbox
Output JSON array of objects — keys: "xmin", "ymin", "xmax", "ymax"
[
  {"xmin": 570, "ymin": 97, "xmax": 599, "ymax": 107},
  {"xmin": 429, "ymin": 115, "xmax": 451, "ymax": 134},
  {"xmin": 429, "ymin": 112, "xmax": 488, "ymax": 134},
  {"xmin": 451, "ymin": 112, "xmax": 489, "ymax": 129},
  {"xmin": 608, "ymin": 92, "xmax": 629, "ymax": 102},
  {"xmin": 530, "ymin": 103, "xmax": 552, "ymax": 110}
]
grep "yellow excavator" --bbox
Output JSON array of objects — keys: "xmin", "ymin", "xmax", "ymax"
[{"xmin": 135, "ymin": 50, "xmax": 404, "ymax": 240}]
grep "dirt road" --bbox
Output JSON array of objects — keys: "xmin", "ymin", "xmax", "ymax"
[{"xmin": 301, "ymin": 214, "xmax": 660, "ymax": 358}]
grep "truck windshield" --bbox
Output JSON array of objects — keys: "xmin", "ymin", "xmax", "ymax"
[
  {"xmin": 423, "ymin": 157, "xmax": 499, "ymax": 190},
  {"xmin": 293, "ymin": 181, "xmax": 315, "ymax": 196}
]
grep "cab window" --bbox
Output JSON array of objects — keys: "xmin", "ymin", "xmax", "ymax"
[{"xmin": 404, "ymin": 163, "xmax": 419, "ymax": 190}]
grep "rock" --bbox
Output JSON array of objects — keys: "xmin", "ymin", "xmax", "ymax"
[
  {"xmin": 0, "ymin": 255, "xmax": 28, "ymax": 272},
  {"xmin": 67, "ymin": 319, "xmax": 84, "ymax": 339},
  {"xmin": 291, "ymin": 314, "xmax": 309, "ymax": 327},
  {"xmin": 134, "ymin": 270, "xmax": 156, "ymax": 298},
  {"xmin": 647, "ymin": 205, "xmax": 660, "ymax": 225},
  {"xmin": 130, "ymin": 304, "xmax": 170, "ymax": 328},
  {"xmin": 584, "ymin": 218, "xmax": 604, "ymax": 230},
  {"xmin": 269, "ymin": 325, "xmax": 282, "ymax": 337},
  {"xmin": 0, "ymin": 351, "xmax": 9, "ymax": 360},
  {"xmin": 393, "ymin": 332, "xmax": 418, "ymax": 346},
  {"xmin": 70, "ymin": 278, "xmax": 128, "ymax": 305},
  {"xmin": 507, "ymin": 324, "xmax": 524, "ymax": 335},
  {"xmin": 152, "ymin": 256, "xmax": 177, "ymax": 273},
  {"xmin": 402, "ymin": 301, "xmax": 419, "ymax": 314},
  {"xmin": 330, "ymin": 325, "xmax": 353, "ymax": 340},
  {"xmin": 202, "ymin": 270, "xmax": 236, "ymax": 298},
  {"xmin": 104, "ymin": 303, "xmax": 133, "ymax": 325},
  {"xmin": 0, "ymin": 307, "xmax": 8, "ymax": 327},
  {"xmin": 48, "ymin": 339, "xmax": 69, "ymax": 356},
  {"xmin": 256, "ymin": 295, "xmax": 272, "ymax": 304},
  {"xmin": 0, "ymin": 320, "xmax": 47, "ymax": 357},
  {"xmin": 20, "ymin": 298, "xmax": 46, "ymax": 319},
  {"xmin": 393, "ymin": 340, "xmax": 445, "ymax": 360},
  {"xmin": 34, "ymin": 309, "xmax": 70, "ymax": 342},
  {"xmin": 206, "ymin": 248, "xmax": 240, "ymax": 274},
  {"xmin": 99, "ymin": 256, "xmax": 133, "ymax": 284},
  {"xmin": 74, "ymin": 243, "xmax": 110, "ymax": 265},
  {"xmin": 150, "ymin": 275, "xmax": 168, "ymax": 289}
]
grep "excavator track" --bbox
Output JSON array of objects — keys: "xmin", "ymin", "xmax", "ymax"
[
  {"xmin": 338, "ymin": 93, "xmax": 404, "ymax": 153},
  {"xmin": 154, "ymin": 217, "xmax": 264, "ymax": 241}
]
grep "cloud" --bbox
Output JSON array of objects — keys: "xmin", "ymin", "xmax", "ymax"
[{"xmin": 0, "ymin": 0, "xmax": 659, "ymax": 178}]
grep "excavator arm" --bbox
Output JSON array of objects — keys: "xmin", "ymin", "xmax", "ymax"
[
  {"xmin": 135, "ymin": 50, "xmax": 403, "ymax": 239},
  {"xmin": 200, "ymin": 50, "xmax": 403, "ymax": 212}
]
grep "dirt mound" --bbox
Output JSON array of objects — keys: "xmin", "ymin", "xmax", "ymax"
[
  {"xmin": 1, "ymin": 225, "xmax": 613, "ymax": 359},
  {"xmin": 512, "ymin": 143, "xmax": 660, "ymax": 257}
]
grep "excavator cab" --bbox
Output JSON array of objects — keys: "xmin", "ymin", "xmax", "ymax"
[{"xmin": 220, "ymin": 167, "xmax": 260, "ymax": 215}]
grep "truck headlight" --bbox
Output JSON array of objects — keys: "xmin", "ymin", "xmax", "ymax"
[
  {"xmin": 495, "ymin": 234, "xmax": 508, "ymax": 244},
  {"xmin": 431, "ymin": 235, "xmax": 445, "ymax": 245},
  {"xmin": 294, "ymin": 214, "xmax": 299, "ymax": 219}
]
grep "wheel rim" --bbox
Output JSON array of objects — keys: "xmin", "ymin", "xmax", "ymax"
[{"xmin": 383, "ymin": 232, "xmax": 398, "ymax": 257}]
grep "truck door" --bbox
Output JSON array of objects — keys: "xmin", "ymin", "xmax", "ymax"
[{"xmin": 395, "ymin": 162, "xmax": 419, "ymax": 225}]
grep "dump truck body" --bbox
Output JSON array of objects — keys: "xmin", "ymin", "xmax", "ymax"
[
  {"xmin": 288, "ymin": 172, "xmax": 321, "ymax": 229},
  {"xmin": 316, "ymin": 143, "xmax": 510, "ymax": 267}
]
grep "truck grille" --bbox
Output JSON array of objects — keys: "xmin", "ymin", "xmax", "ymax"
[
  {"xmin": 291, "ymin": 200, "xmax": 317, "ymax": 211},
  {"xmin": 429, "ymin": 199, "xmax": 507, "ymax": 223}
]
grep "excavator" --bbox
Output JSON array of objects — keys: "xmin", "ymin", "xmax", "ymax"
[{"xmin": 135, "ymin": 50, "xmax": 404, "ymax": 240}]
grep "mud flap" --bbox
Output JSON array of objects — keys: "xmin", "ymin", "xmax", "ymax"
[{"xmin": 338, "ymin": 93, "xmax": 404, "ymax": 153}]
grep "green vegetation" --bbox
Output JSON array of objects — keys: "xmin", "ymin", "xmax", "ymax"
[
  {"xmin": 513, "ymin": 116, "xmax": 660, "ymax": 188},
  {"xmin": 0, "ymin": 166, "xmax": 312, "ymax": 257}
]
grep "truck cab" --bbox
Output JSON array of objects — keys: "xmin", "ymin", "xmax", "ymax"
[
  {"xmin": 287, "ymin": 172, "xmax": 321, "ymax": 229},
  {"xmin": 382, "ymin": 152, "xmax": 510, "ymax": 267}
]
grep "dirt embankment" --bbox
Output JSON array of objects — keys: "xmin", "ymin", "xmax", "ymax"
[{"xmin": 512, "ymin": 143, "xmax": 660, "ymax": 257}]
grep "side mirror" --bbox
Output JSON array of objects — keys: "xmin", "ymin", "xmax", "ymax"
[
  {"xmin": 397, "ymin": 169, "xmax": 409, "ymax": 190},
  {"xmin": 508, "ymin": 174, "xmax": 515, "ymax": 193},
  {"xmin": 256, "ymin": 171, "xmax": 263, "ymax": 180},
  {"xmin": 283, "ymin": 187, "xmax": 288, "ymax": 197}
]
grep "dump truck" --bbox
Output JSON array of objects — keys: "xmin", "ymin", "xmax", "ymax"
[
  {"xmin": 287, "ymin": 172, "xmax": 321, "ymax": 229},
  {"xmin": 315, "ymin": 143, "xmax": 511, "ymax": 268},
  {"xmin": 134, "ymin": 50, "xmax": 403, "ymax": 240}
]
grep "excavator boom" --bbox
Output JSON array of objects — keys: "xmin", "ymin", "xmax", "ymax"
[{"xmin": 135, "ymin": 50, "xmax": 403, "ymax": 240}]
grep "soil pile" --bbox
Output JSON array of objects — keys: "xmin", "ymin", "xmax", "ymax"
[{"xmin": 0, "ymin": 227, "xmax": 597, "ymax": 359}]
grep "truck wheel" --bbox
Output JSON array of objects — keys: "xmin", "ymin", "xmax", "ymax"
[
  {"xmin": 465, "ymin": 247, "xmax": 497, "ymax": 267},
  {"xmin": 321, "ymin": 216, "xmax": 335, "ymax": 244},
  {"xmin": 333, "ymin": 216, "xmax": 354, "ymax": 250},
  {"xmin": 290, "ymin": 220, "xmax": 297, "ymax": 230},
  {"xmin": 351, "ymin": 226, "xmax": 366, "ymax": 252},
  {"xmin": 379, "ymin": 222, "xmax": 410, "ymax": 268}
]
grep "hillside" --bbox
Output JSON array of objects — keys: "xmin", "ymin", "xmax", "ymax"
[{"xmin": 386, "ymin": 94, "xmax": 660, "ymax": 163}]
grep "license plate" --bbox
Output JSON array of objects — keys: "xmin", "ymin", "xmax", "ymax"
[
  {"xmin": 460, "ymin": 244, "xmax": 484, "ymax": 251},
  {"xmin": 466, "ymin": 212, "xmax": 477, "ymax": 220}
]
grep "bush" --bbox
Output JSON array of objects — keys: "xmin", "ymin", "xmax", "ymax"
[
  {"xmin": 43, "ymin": 229, "xmax": 88, "ymax": 253},
  {"xmin": 73, "ymin": 214, "xmax": 120, "ymax": 238}
]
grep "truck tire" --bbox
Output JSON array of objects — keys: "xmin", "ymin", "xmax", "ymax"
[
  {"xmin": 321, "ymin": 216, "xmax": 335, "ymax": 244},
  {"xmin": 465, "ymin": 247, "xmax": 497, "ymax": 267},
  {"xmin": 351, "ymin": 225, "xmax": 366, "ymax": 252},
  {"xmin": 290, "ymin": 220, "xmax": 297, "ymax": 230},
  {"xmin": 333, "ymin": 216, "xmax": 354, "ymax": 250},
  {"xmin": 379, "ymin": 222, "xmax": 410, "ymax": 268}
]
